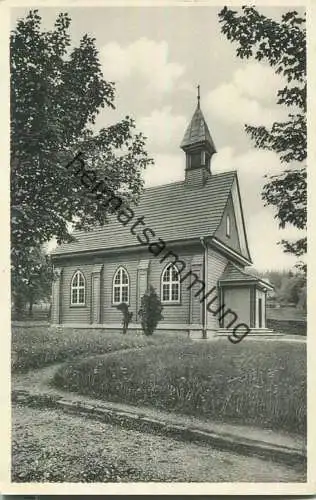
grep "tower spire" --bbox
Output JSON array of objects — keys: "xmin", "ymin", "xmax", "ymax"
[
  {"xmin": 180, "ymin": 90, "xmax": 217, "ymax": 186},
  {"xmin": 180, "ymin": 90, "xmax": 216, "ymax": 155}
]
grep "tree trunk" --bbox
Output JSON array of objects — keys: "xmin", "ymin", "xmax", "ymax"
[
  {"xmin": 48, "ymin": 302, "xmax": 52, "ymax": 320},
  {"xmin": 14, "ymin": 292, "xmax": 25, "ymax": 320},
  {"xmin": 28, "ymin": 295, "xmax": 34, "ymax": 317}
]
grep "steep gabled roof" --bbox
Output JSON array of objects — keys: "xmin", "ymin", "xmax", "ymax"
[
  {"xmin": 52, "ymin": 171, "xmax": 237, "ymax": 256},
  {"xmin": 180, "ymin": 106, "xmax": 216, "ymax": 155}
]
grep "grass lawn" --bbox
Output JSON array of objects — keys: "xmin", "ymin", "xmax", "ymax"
[
  {"xmin": 12, "ymin": 325, "xmax": 185, "ymax": 372},
  {"xmin": 266, "ymin": 306, "xmax": 306, "ymax": 321},
  {"xmin": 53, "ymin": 340, "xmax": 306, "ymax": 436}
]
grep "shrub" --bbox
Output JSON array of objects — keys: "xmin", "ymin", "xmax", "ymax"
[{"xmin": 138, "ymin": 286, "xmax": 163, "ymax": 336}]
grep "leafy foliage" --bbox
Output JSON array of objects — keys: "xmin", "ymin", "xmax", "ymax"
[
  {"xmin": 116, "ymin": 303, "xmax": 133, "ymax": 334},
  {"xmin": 252, "ymin": 268, "xmax": 306, "ymax": 311},
  {"xmin": 138, "ymin": 286, "xmax": 164, "ymax": 336},
  {"xmin": 11, "ymin": 10, "xmax": 153, "ymax": 300},
  {"xmin": 12, "ymin": 245, "xmax": 55, "ymax": 319},
  {"xmin": 275, "ymin": 272, "xmax": 305, "ymax": 306},
  {"xmin": 218, "ymin": 7, "xmax": 306, "ymax": 268}
]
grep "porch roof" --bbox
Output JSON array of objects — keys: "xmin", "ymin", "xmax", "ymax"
[{"xmin": 219, "ymin": 262, "xmax": 274, "ymax": 290}]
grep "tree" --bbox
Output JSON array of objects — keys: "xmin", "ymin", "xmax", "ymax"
[
  {"xmin": 138, "ymin": 286, "xmax": 164, "ymax": 336},
  {"xmin": 277, "ymin": 273, "xmax": 305, "ymax": 305},
  {"xmin": 218, "ymin": 7, "xmax": 306, "ymax": 271},
  {"xmin": 11, "ymin": 10, "xmax": 153, "ymax": 302},
  {"xmin": 252, "ymin": 268, "xmax": 306, "ymax": 309},
  {"xmin": 12, "ymin": 245, "xmax": 55, "ymax": 319},
  {"xmin": 297, "ymin": 284, "xmax": 307, "ymax": 311}
]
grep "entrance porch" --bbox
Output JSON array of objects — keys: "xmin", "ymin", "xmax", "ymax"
[{"xmin": 217, "ymin": 263, "xmax": 274, "ymax": 336}]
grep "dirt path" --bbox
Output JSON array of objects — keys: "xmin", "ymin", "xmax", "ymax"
[
  {"xmin": 12, "ymin": 347, "xmax": 144, "ymax": 395},
  {"xmin": 12, "ymin": 404, "xmax": 306, "ymax": 483}
]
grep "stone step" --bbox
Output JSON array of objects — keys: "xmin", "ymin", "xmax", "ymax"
[{"xmin": 216, "ymin": 329, "xmax": 282, "ymax": 337}]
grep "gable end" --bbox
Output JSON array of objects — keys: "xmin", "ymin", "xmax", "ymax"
[{"xmin": 214, "ymin": 174, "xmax": 251, "ymax": 262}]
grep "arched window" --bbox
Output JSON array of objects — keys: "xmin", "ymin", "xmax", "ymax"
[
  {"xmin": 226, "ymin": 214, "xmax": 231, "ymax": 237},
  {"xmin": 71, "ymin": 270, "xmax": 86, "ymax": 305},
  {"xmin": 161, "ymin": 263, "xmax": 180, "ymax": 303},
  {"xmin": 113, "ymin": 267, "xmax": 129, "ymax": 304}
]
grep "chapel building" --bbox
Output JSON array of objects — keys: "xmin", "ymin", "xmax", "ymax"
[{"xmin": 51, "ymin": 97, "xmax": 273, "ymax": 338}]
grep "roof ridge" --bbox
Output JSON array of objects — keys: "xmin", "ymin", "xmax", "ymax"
[
  {"xmin": 143, "ymin": 170, "xmax": 236, "ymax": 192},
  {"xmin": 143, "ymin": 180, "xmax": 185, "ymax": 191}
]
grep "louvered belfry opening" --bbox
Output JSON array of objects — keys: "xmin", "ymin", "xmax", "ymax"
[{"xmin": 180, "ymin": 98, "xmax": 216, "ymax": 188}]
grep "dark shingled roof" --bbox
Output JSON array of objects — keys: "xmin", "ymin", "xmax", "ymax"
[
  {"xmin": 220, "ymin": 262, "xmax": 258, "ymax": 282},
  {"xmin": 180, "ymin": 106, "xmax": 216, "ymax": 154},
  {"xmin": 219, "ymin": 262, "xmax": 274, "ymax": 289},
  {"xmin": 52, "ymin": 170, "xmax": 236, "ymax": 256}
]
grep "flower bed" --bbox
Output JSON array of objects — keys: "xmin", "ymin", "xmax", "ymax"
[{"xmin": 53, "ymin": 339, "xmax": 306, "ymax": 435}]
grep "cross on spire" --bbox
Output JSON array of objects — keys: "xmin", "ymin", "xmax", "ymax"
[{"xmin": 197, "ymin": 84, "xmax": 200, "ymax": 108}]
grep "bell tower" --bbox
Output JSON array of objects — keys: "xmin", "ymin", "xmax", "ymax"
[{"xmin": 181, "ymin": 85, "xmax": 216, "ymax": 187}]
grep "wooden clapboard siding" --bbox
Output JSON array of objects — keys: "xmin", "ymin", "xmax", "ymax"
[
  {"xmin": 56, "ymin": 243, "xmax": 217, "ymax": 328},
  {"xmin": 215, "ymin": 193, "xmax": 241, "ymax": 254},
  {"xmin": 185, "ymin": 167, "xmax": 208, "ymax": 188},
  {"xmin": 61, "ymin": 263, "xmax": 94, "ymax": 324},
  {"xmin": 206, "ymin": 247, "xmax": 228, "ymax": 330},
  {"xmin": 57, "ymin": 248, "xmax": 264, "ymax": 331}
]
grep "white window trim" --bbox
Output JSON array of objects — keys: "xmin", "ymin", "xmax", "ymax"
[
  {"xmin": 226, "ymin": 214, "xmax": 231, "ymax": 238},
  {"xmin": 161, "ymin": 263, "xmax": 181, "ymax": 304},
  {"xmin": 112, "ymin": 266, "xmax": 130, "ymax": 305},
  {"xmin": 70, "ymin": 270, "xmax": 86, "ymax": 306},
  {"xmin": 201, "ymin": 150, "xmax": 206, "ymax": 165}
]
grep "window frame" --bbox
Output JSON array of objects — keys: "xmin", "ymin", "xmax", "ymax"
[
  {"xmin": 112, "ymin": 266, "xmax": 130, "ymax": 306},
  {"xmin": 161, "ymin": 263, "xmax": 181, "ymax": 305},
  {"xmin": 70, "ymin": 270, "xmax": 86, "ymax": 307},
  {"xmin": 226, "ymin": 214, "xmax": 231, "ymax": 238},
  {"xmin": 201, "ymin": 150, "xmax": 206, "ymax": 166}
]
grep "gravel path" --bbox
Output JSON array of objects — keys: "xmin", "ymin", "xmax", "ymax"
[{"xmin": 12, "ymin": 404, "xmax": 306, "ymax": 483}]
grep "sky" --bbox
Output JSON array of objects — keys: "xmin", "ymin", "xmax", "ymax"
[{"xmin": 11, "ymin": 5, "xmax": 306, "ymax": 271}]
